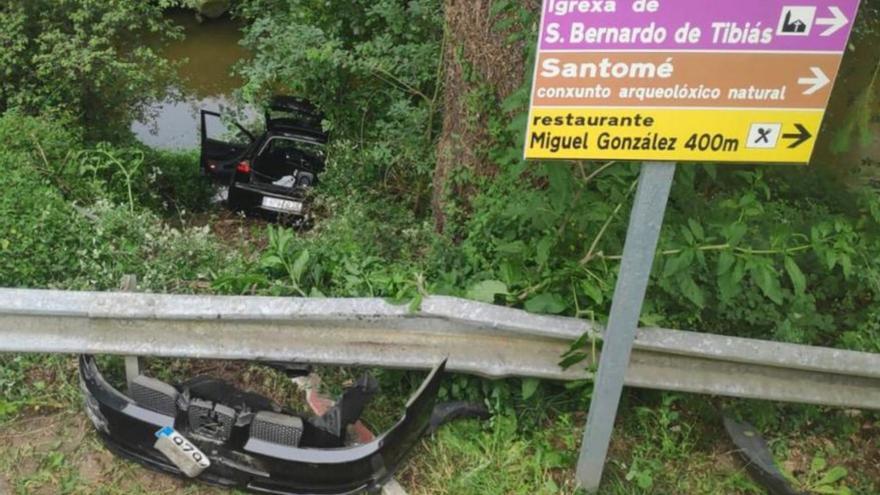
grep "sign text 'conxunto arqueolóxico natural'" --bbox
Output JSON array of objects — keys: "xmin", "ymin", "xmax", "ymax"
[{"xmin": 524, "ymin": 0, "xmax": 863, "ymax": 163}]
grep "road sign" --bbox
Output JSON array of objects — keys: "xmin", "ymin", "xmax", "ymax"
[{"xmin": 525, "ymin": 0, "xmax": 862, "ymax": 164}]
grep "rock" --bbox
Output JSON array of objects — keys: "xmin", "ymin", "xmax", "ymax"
[{"xmin": 195, "ymin": 0, "xmax": 230, "ymax": 19}]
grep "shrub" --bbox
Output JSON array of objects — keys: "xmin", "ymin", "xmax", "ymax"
[
  {"xmin": 0, "ymin": 114, "xmax": 239, "ymax": 290},
  {"xmin": 236, "ymin": 0, "xmax": 444, "ymax": 205},
  {"xmin": 0, "ymin": 0, "xmax": 180, "ymax": 140}
]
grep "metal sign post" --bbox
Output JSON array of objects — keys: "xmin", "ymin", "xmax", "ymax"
[{"xmin": 575, "ymin": 162, "xmax": 675, "ymax": 491}]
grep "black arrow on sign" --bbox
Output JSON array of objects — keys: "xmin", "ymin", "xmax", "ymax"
[{"xmin": 782, "ymin": 124, "xmax": 813, "ymax": 149}]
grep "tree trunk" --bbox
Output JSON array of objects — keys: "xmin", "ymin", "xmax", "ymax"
[{"xmin": 432, "ymin": 0, "xmax": 539, "ymax": 233}]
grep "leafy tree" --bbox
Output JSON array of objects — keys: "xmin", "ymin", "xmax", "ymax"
[
  {"xmin": 237, "ymin": 0, "xmax": 444, "ymax": 208},
  {"xmin": 0, "ymin": 0, "xmax": 181, "ymax": 140},
  {"xmin": 231, "ymin": 0, "xmax": 880, "ymax": 354}
]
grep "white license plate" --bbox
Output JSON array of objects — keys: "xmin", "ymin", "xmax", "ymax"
[
  {"xmin": 154, "ymin": 427, "xmax": 210, "ymax": 478},
  {"xmin": 262, "ymin": 197, "xmax": 303, "ymax": 214}
]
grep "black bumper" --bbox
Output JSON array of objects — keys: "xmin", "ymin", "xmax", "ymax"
[
  {"xmin": 228, "ymin": 180, "xmax": 310, "ymax": 216},
  {"xmin": 79, "ymin": 355, "xmax": 445, "ymax": 494}
]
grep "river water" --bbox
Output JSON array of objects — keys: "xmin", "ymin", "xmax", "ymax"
[{"xmin": 132, "ymin": 10, "xmax": 254, "ymax": 150}]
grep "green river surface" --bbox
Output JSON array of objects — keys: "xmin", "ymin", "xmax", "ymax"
[
  {"xmin": 131, "ymin": 10, "xmax": 253, "ymax": 150},
  {"xmin": 135, "ymin": 9, "xmax": 878, "ymax": 177}
]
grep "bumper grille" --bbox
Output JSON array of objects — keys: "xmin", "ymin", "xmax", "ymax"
[
  {"xmin": 250, "ymin": 411, "xmax": 303, "ymax": 447},
  {"xmin": 130, "ymin": 376, "xmax": 179, "ymax": 417},
  {"xmin": 188, "ymin": 399, "xmax": 235, "ymax": 441}
]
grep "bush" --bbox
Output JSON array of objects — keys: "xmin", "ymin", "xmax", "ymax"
[
  {"xmin": 0, "ymin": 0, "xmax": 180, "ymax": 140},
  {"xmin": 0, "ymin": 114, "xmax": 239, "ymax": 290},
  {"xmin": 0, "ymin": 152, "xmax": 91, "ymax": 287},
  {"xmin": 236, "ymin": 0, "xmax": 444, "ymax": 205},
  {"xmin": 0, "ymin": 114, "xmax": 90, "ymax": 287},
  {"xmin": 212, "ymin": 193, "xmax": 433, "ymax": 299},
  {"xmin": 141, "ymin": 149, "xmax": 217, "ymax": 216}
]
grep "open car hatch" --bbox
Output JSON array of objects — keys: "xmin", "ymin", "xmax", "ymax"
[{"xmin": 266, "ymin": 95, "xmax": 325, "ymax": 134}]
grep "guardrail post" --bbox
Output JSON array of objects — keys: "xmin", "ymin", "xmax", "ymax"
[
  {"xmin": 576, "ymin": 162, "xmax": 677, "ymax": 492},
  {"xmin": 120, "ymin": 274, "xmax": 144, "ymax": 391}
]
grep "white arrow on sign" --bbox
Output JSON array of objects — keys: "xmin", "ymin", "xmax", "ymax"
[
  {"xmin": 815, "ymin": 6, "xmax": 849, "ymax": 37},
  {"xmin": 798, "ymin": 67, "xmax": 831, "ymax": 95}
]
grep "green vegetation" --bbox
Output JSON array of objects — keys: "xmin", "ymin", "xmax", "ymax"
[
  {"xmin": 0, "ymin": 0, "xmax": 185, "ymax": 140},
  {"xmin": 231, "ymin": 0, "xmax": 880, "ymax": 351},
  {"xmin": 0, "ymin": 114, "xmax": 237, "ymax": 291},
  {"xmin": 237, "ymin": 0, "xmax": 444, "ymax": 208},
  {"xmin": 0, "ymin": 0, "xmax": 879, "ymax": 494}
]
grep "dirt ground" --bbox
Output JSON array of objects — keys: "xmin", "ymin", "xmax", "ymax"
[
  {"xmin": 0, "ymin": 412, "xmax": 232, "ymax": 495},
  {"xmin": 188, "ymin": 208, "xmax": 270, "ymax": 254},
  {"xmin": 0, "ymin": 359, "xmax": 394, "ymax": 495}
]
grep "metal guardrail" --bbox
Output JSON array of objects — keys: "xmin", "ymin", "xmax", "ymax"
[{"xmin": 1, "ymin": 288, "xmax": 879, "ymax": 410}]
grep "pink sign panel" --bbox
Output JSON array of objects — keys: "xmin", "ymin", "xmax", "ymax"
[{"xmin": 540, "ymin": 0, "xmax": 862, "ymax": 51}]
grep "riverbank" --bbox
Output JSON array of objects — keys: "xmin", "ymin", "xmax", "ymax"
[{"xmin": 185, "ymin": 0, "xmax": 231, "ymax": 19}]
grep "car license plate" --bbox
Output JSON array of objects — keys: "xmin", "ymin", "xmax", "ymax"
[
  {"xmin": 262, "ymin": 197, "xmax": 303, "ymax": 214},
  {"xmin": 154, "ymin": 427, "xmax": 210, "ymax": 478}
]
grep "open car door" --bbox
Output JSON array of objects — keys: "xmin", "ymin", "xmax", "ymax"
[{"xmin": 200, "ymin": 110, "xmax": 256, "ymax": 183}]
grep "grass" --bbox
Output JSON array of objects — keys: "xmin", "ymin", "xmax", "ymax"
[
  {"xmin": 0, "ymin": 411, "xmax": 243, "ymax": 495},
  {"xmin": 1, "ymin": 354, "xmax": 878, "ymax": 494},
  {"xmin": 0, "ymin": 132, "xmax": 876, "ymax": 493},
  {"xmin": 403, "ymin": 414, "xmax": 579, "ymax": 494}
]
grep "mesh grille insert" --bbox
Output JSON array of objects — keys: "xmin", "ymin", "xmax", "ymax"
[
  {"xmin": 130, "ymin": 376, "xmax": 178, "ymax": 417},
  {"xmin": 250, "ymin": 411, "xmax": 303, "ymax": 447}
]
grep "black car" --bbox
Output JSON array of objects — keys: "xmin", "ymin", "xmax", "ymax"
[{"xmin": 200, "ymin": 96, "xmax": 328, "ymax": 222}]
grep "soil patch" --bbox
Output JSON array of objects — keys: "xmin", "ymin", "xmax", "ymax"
[
  {"xmin": 0, "ymin": 412, "xmax": 228, "ymax": 494},
  {"xmin": 187, "ymin": 208, "xmax": 269, "ymax": 255}
]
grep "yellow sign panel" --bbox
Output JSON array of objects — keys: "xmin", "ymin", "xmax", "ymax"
[{"xmin": 526, "ymin": 108, "xmax": 823, "ymax": 164}]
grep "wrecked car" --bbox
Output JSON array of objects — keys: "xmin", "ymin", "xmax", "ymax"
[
  {"xmin": 79, "ymin": 355, "xmax": 447, "ymax": 494},
  {"xmin": 201, "ymin": 96, "xmax": 327, "ymax": 222}
]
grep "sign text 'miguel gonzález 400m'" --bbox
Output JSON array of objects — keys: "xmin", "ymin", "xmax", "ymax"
[{"xmin": 524, "ymin": 0, "xmax": 863, "ymax": 164}]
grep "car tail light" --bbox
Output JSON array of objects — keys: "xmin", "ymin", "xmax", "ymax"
[{"xmin": 236, "ymin": 161, "xmax": 252, "ymax": 174}]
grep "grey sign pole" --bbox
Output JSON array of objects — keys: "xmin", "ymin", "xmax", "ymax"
[{"xmin": 576, "ymin": 162, "xmax": 677, "ymax": 492}]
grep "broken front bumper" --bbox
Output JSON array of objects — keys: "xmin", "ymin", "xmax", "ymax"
[{"xmin": 79, "ymin": 355, "xmax": 445, "ymax": 494}]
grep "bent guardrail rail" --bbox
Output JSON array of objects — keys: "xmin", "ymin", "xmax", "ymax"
[{"xmin": 1, "ymin": 288, "xmax": 879, "ymax": 410}]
